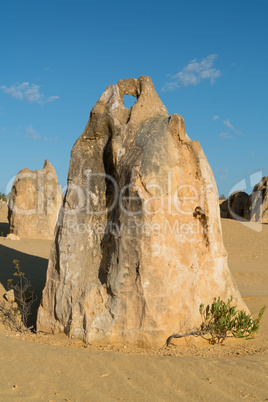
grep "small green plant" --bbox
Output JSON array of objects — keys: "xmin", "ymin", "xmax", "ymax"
[
  {"xmin": 199, "ymin": 297, "xmax": 266, "ymax": 343},
  {"xmin": 219, "ymin": 194, "xmax": 226, "ymax": 200},
  {"xmin": 166, "ymin": 296, "xmax": 266, "ymax": 346},
  {"xmin": 0, "ymin": 260, "xmax": 37, "ymax": 331}
]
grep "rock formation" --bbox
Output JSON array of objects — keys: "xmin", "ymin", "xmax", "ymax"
[
  {"xmin": 219, "ymin": 191, "xmax": 248, "ymax": 220},
  {"xmin": 37, "ymin": 76, "xmax": 248, "ymax": 348},
  {"xmin": 245, "ymin": 177, "xmax": 268, "ymax": 223},
  {"xmin": 220, "ymin": 177, "xmax": 268, "ymax": 223},
  {"xmin": 5, "ymin": 233, "xmax": 20, "ymax": 241},
  {"xmin": 8, "ymin": 160, "xmax": 63, "ymax": 239}
]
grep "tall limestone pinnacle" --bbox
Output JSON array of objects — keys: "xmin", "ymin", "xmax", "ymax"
[
  {"xmin": 37, "ymin": 76, "xmax": 248, "ymax": 347},
  {"xmin": 8, "ymin": 160, "xmax": 63, "ymax": 240}
]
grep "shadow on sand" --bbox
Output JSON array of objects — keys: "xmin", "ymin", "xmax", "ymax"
[
  {"xmin": 0, "ymin": 222, "xmax": 9, "ymax": 237},
  {"xmin": 0, "ymin": 244, "xmax": 48, "ymax": 328}
]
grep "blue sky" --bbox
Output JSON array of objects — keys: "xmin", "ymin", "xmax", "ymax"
[{"xmin": 1, "ymin": 0, "xmax": 267, "ymax": 197}]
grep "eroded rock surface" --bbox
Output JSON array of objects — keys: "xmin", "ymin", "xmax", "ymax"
[
  {"xmin": 220, "ymin": 177, "xmax": 268, "ymax": 223},
  {"xmin": 220, "ymin": 191, "xmax": 248, "ymax": 220},
  {"xmin": 8, "ymin": 160, "xmax": 63, "ymax": 239},
  {"xmin": 37, "ymin": 76, "xmax": 248, "ymax": 348}
]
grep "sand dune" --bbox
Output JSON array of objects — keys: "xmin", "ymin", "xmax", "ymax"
[{"xmin": 0, "ymin": 204, "xmax": 267, "ymax": 401}]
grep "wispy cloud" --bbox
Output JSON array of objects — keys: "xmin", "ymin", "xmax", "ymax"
[
  {"xmin": 218, "ymin": 118, "xmax": 242, "ymax": 141},
  {"xmin": 25, "ymin": 125, "xmax": 41, "ymax": 140},
  {"xmin": 219, "ymin": 132, "xmax": 233, "ymax": 140},
  {"xmin": 1, "ymin": 82, "xmax": 59, "ymax": 104},
  {"xmin": 213, "ymin": 115, "xmax": 219, "ymax": 120},
  {"xmin": 223, "ymin": 119, "xmax": 234, "ymax": 130},
  {"xmin": 47, "ymin": 95, "xmax": 59, "ymax": 102},
  {"xmin": 223, "ymin": 118, "xmax": 241, "ymax": 135},
  {"xmin": 24, "ymin": 125, "xmax": 58, "ymax": 142},
  {"xmin": 162, "ymin": 54, "xmax": 221, "ymax": 91},
  {"xmin": 44, "ymin": 135, "xmax": 58, "ymax": 142}
]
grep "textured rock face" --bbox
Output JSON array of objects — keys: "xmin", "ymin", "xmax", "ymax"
[
  {"xmin": 220, "ymin": 177, "xmax": 268, "ymax": 223},
  {"xmin": 8, "ymin": 160, "xmax": 63, "ymax": 239},
  {"xmin": 37, "ymin": 76, "xmax": 248, "ymax": 348},
  {"xmin": 220, "ymin": 191, "xmax": 248, "ymax": 220},
  {"xmin": 245, "ymin": 177, "xmax": 268, "ymax": 223}
]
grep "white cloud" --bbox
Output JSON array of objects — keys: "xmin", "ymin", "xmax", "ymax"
[
  {"xmin": 223, "ymin": 119, "xmax": 234, "ymax": 130},
  {"xmin": 25, "ymin": 84, "xmax": 42, "ymax": 102},
  {"xmin": 162, "ymin": 54, "xmax": 221, "ymax": 91},
  {"xmin": 213, "ymin": 115, "xmax": 219, "ymax": 120},
  {"xmin": 24, "ymin": 125, "xmax": 58, "ymax": 142},
  {"xmin": 1, "ymin": 82, "xmax": 59, "ymax": 104},
  {"xmin": 25, "ymin": 125, "xmax": 41, "ymax": 140},
  {"xmin": 47, "ymin": 95, "xmax": 60, "ymax": 103},
  {"xmin": 219, "ymin": 132, "xmax": 233, "ymax": 140},
  {"xmin": 223, "ymin": 118, "xmax": 241, "ymax": 135}
]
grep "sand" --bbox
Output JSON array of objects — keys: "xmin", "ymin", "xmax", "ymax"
[{"xmin": 0, "ymin": 203, "xmax": 267, "ymax": 401}]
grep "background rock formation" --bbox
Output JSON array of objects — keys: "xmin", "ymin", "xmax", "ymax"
[
  {"xmin": 37, "ymin": 76, "xmax": 248, "ymax": 348},
  {"xmin": 220, "ymin": 191, "xmax": 248, "ymax": 220},
  {"xmin": 220, "ymin": 177, "xmax": 268, "ymax": 223},
  {"xmin": 8, "ymin": 160, "xmax": 63, "ymax": 239}
]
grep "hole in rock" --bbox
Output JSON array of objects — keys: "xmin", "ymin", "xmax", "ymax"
[{"xmin": 123, "ymin": 94, "xmax": 137, "ymax": 109}]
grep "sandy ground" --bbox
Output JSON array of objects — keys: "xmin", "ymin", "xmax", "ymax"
[{"xmin": 0, "ymin": 203, "xmax": 267, "ymax": 401}]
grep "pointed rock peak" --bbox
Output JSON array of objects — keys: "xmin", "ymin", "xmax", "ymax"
[
  {"xmin": 43, "ymin": 159, "xmax": 51, "ymax": 169},
  {"xmin": 43, "ymin": 160, "xmax": 57, "ymax": 176},
  {"xmin": 90, "ymin": 76, "xmax": 168, "ymax": 130},
  {"xmin": 116, "ymin": 76, "xmax": 168, "ymax": 123}
]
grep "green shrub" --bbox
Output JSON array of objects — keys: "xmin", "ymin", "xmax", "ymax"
[
  {"xmin": 166, "ymin": 296, "xmax": 266, "ymax": 346},
  {"xmin": 199, "ymin": 296, "xmax": 266, "ymax": 343}
]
